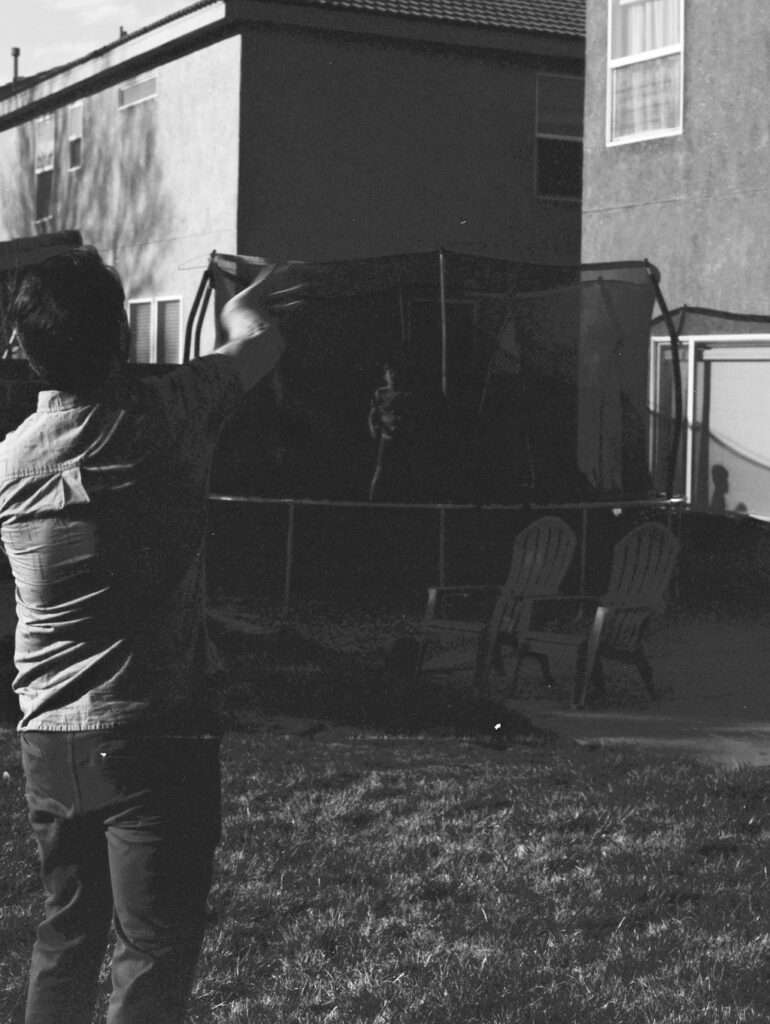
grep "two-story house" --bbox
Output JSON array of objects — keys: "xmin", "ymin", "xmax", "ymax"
[
  {"xmin": 0, "ymin": 0, "xmax": 585, "ymax": 365},
  {"xmin": 582, "ymin": 0, "xmax": 770, "ymax": 517}
]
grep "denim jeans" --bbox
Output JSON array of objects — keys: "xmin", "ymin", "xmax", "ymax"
[{"xmin": 20, "ymin": 731, "xmax": 222, "ymax": 1024}]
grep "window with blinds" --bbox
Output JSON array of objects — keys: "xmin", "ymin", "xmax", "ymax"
[
  {"xmin": 157, "ymin": 299, "xmax": 181, "ymax": 363},
  {"xmin": 128, "ymin": 298, "xmax": 182, "ymax": 363},
  {"xmin": 607, "ymin": 0, "xmax": 683, "ymax": 145},
  {"xmin": 129, "ymin": 301, "xmax": 152, "ymax": 363}
]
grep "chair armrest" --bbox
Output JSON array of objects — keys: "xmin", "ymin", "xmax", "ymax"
[
  {"xmin": 595, "ymin": 601, "xmax": 666, "ymax": 613},
  {"xmin": 426, "ymin": 585, "xmax": 501, "ymax": 597},
  {"xmin": 522, "ymin": 594, "xmax": 598, "ymax": 631},
  {"xmin": 423, "ymin": 585, "xmax": 501, "ymax": 627}
]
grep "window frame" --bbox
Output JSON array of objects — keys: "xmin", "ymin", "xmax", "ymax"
[
  {"xmin": 606, "ymin": 0, "xmax": 684, "ymax": 147},
  {"xmin": 650, "ymin": 332, "xmax": 770, "ymax": 514},
  {"xmin": 34, "ymin": 114, "xmax": 55, "ymax": 224},
  {"xmin": 128, "ymin": 298, "xmax": 153, "ymax": 364},
  {"xmin": 67, "ymin": 101, "xmax": 83, "ymax": 172},
  {"xmin": 118, "ymin": 74, "xmax": 158, "ymax": 111},
  {"xmin": 127, "ymin": 296, "xmax": 182, "ymax": 364},
  {"xmin": 155, "ymin": 296, "xmax": 182, "ymax": 364},
  {"xmin": 535, "ymin": 72, "xmax": 584, "ymax": 202}
]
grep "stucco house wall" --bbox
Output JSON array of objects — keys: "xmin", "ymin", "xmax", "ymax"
[
  {"xmin": 582, "ymin": 0, "xmax": 770, "ymax": 314},
  {"xmin": 0, "ymin": 0, "xmax": 584, "ymax": 362},
  {"xmin": 582, "ymin": 1, "xmax": 770, "ymax": 516},
  {"xmin": 0, "ymin": 35, "xmax": 242, "ymax": 358}
]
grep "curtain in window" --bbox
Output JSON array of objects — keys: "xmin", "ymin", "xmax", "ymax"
[
  {"xmin": 612, "ymin": 0, "xmax": 679, "ymax": 59},
  {"xmin": 612, "ymin": 53, "xmax": 680, "ymax": 138},
  {"xmin": 610, "ymin": 0, "xmax": 680, "ymax": 139}
]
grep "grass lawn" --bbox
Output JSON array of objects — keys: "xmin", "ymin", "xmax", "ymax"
[{"xmin": 3, "ymin": 598, "xmax": 770, "ymax": 1022}]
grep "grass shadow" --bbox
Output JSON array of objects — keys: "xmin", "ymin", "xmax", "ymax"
[{"xmin": 209, "ymin": 620, "xmax": 554, "ymax": 749}]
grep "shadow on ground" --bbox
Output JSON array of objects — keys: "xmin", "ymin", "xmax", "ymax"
[{"xmin": 208, "ymin": 619, "xmax": 553, "ymax": 750}]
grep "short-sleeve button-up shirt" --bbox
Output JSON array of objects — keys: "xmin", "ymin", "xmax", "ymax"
[{"xmin": 0, "ymin": 356, "xmax": 242, "ymax": 732}]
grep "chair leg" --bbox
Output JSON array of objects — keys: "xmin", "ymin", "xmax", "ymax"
[
  {"xmin": 413, "ymin": 636, "xmax": 429, "ymax": 685},
  {"xmin": 531, "ymin": 652, "xmax": 555, "ymax": 691},
  {"xmin": 509, "ymin": 648, "xmax": 554, "ymax": 699},
  {"xmin": 572, "ymin": 641, "xmax": 588, "ymax": 708},
  {"xmin": 574, "ymin": 654, "xmax": 607, "ymax": 709},
  {"xmin": 508, "ymin": 648, "xmax": 524, "ymax": 698},
  {"xmin": 635, "ymin": 654, "xmax": 657, "ymax": 700},
  {"xmin": 574, "ymin": 607, "xmax": 608, "ymax": 709},
  {"xmin": 592, "ymin": 660, "xmax": 607, "ymax": 700},
  {"xmin": 473, "ymin": 627, "xmax": 495, "ymax": 696}
]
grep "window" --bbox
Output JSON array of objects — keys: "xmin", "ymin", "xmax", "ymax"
[
  {"xmin": 156, "ymin": 299, "xmax": 181, "ymax": 363},
  {"xmin": 129, "ymin": 300, "xmax": 152, "ymax": 363},
  {"xmin": 607, "ymin": 0, "xmax": 683, "ymax": 144},
  {"xmin": 68, "ymin": 102, "xmax": 83, "ymax": 170},
  {"xmin": 651, "ymin": 333, "xmax": 770, "ymax": 517},
  {"xmin": 128, "ymin": 297, "xmax": 181, "ymax": 363},
  {"xmin": 118, "ymin": 75, "xmax": 157, "ymax": 109},
  {"xmin": 536, "ymin": 74, "xmax": 584, "ymax": 200},
  {"xmin": 34, "ymin": 115, "xmax": 55, "ymax": 222}
]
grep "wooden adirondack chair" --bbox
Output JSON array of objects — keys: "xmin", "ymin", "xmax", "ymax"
[
  {"xmin": 415, "ymin": 516, "xmax": 577, "ymax": 694},
  {"xmin": 513, "ymin": 521, "xmax": 680, "ymax": 708}
]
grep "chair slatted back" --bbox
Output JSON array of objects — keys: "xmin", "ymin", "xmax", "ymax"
[
  {"xmin": 602, "ymin": 522, "xmax": 679, "ymax": 651},
  {"xmin": 498, "ymin": 516, "xmax": 576, "ymax": 634}
]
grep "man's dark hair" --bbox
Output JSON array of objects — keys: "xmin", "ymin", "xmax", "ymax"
[{"xmin": 11, "ymin": 245, "xmax": 128, "ymax": 390}]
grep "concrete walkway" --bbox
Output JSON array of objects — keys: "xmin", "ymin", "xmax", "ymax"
[{"xmin": 510, "ymin": 615, "xmax": 770, "ymax": 766}]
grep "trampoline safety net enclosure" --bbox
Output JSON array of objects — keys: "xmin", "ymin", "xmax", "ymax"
[
  {"xmin": 197, "ymin": 250, "xmax": 673, "ymax": 505},
  {"xmin": 0, "ymin": 240, "xmax": 677, "ymax": 507}
]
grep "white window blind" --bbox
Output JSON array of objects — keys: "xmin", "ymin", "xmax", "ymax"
[
  {"xmin": 129, "ymin": 301, "xmax": 152, "ymax": 363},
  {"xmin": 156, "ymin": 299, "xmax": 181, "ymax": 363},
  {"xmin": 128, "ymin": 298, "xmax": 182, "ymax": 363}
]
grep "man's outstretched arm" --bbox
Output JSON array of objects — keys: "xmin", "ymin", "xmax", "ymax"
[{"xmin": 215, "ymin": 267, "xmax": 292, "ymax": 393}]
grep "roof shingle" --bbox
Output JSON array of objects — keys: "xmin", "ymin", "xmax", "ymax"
[
  {"xmin": 3, "ymin": 0, "xmax": 583, "ymax": 97},
  {"xmin": 267, "ymin": 0, "xmax": 585, "ymax": 36}
]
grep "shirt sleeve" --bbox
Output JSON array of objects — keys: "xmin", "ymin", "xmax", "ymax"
[{"xmin": 146, "ymin": 355, "xmax": 243, "ymax": 455}]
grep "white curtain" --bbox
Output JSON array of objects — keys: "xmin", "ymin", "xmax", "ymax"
[
  {"xmin": 612, "ymin": 0, "xmax": 679, "ymax": 59},
  {"xmin": 610, "ymin": 0, "xmax": 681, "ymax": 139}
]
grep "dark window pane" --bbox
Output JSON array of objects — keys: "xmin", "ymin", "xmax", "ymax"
[
  {"xmin": 537, "ymin": 138, "xmax": 582, "ymax": 199},
  {"xmin": 69, "ymin": 137, "xmax": 82, "ymax": 169},
  {"xmin": 35, "ymin": 170, "xmax": 53, "ymax": 221}
]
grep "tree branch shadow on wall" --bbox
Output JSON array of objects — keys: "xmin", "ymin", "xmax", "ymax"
[{"xmin": 5, "ymin": 100, "xmax": 174, "ymax": 298}]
